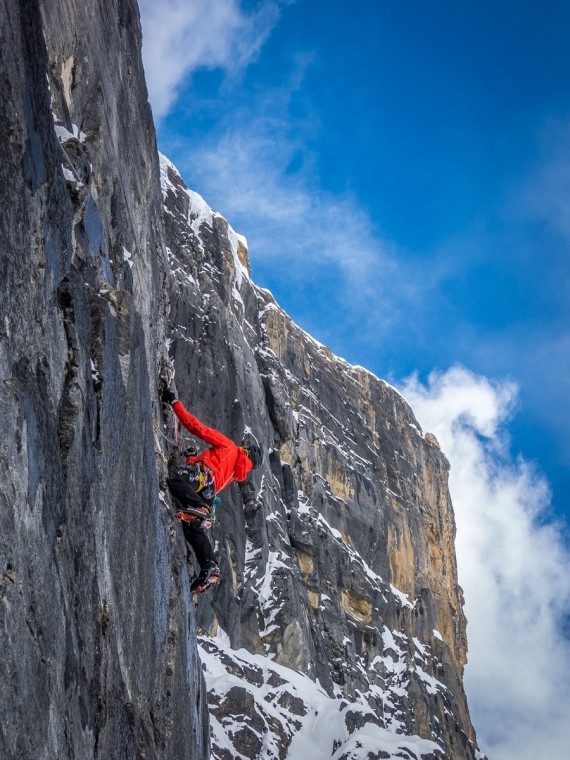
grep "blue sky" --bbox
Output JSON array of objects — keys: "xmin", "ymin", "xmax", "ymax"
[
  {"xmin": 139, "ymin": 2, "xmax": 570, "ymax": 757},
  {"xmin": 146, "ymin": 0, "xmax": 570, "ymax": 523}
]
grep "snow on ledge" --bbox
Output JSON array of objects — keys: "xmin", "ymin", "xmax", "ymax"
[{"xmin": 158, "ymin": 152, "xmax": 250, "ymax": 287}]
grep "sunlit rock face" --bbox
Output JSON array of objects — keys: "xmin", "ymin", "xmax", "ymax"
[{"xmin": 161, "ymin": 156, "xmax": 484, "ymax": 760}]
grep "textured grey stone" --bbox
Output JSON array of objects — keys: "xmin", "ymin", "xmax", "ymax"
[
  {"xmin": 161, "ymin": 156, "xmax": 485, "ymax": 759},
  {"xmin": 0, "ymin": 1, "xmax": 208, "ymax": 758}
]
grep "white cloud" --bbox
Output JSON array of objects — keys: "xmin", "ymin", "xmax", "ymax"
[
  {"xmin": 191, "ymin": 123, "xmax": 390, "ymax": 275},
  {"xmin": 139, "ymin": 0, "xmax": 280, "ymax": 120},
  {"xmin": 400, "ymin": 366, "xmax": 570, "ymax": 760}
]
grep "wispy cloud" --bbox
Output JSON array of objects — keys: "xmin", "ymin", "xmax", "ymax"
[
  {"xmin": 517, "ymin": 116, "xmax": 570, "ymax": 242},
  {"xmin": 171, "ymin": 72, "xmax": 419, "ymax": 343},
  {"xmin": 139, "ymin": 0, "xmax": 280, "ymax": 120},
  {"xmin": 401, "ymin": 367, "xmax": 570, "ymax": 760},
  {"xmin": 190, "ymin": 121, "xmax": 392, "ymax": 276},
  {"xmin": 469, "ymin": 326, "xmax": 570, "ymax": 473}
]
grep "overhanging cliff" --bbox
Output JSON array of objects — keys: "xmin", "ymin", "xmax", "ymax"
[{"xmin": 0, "ymin": 1, "xmax": 483, "ymax": 758}]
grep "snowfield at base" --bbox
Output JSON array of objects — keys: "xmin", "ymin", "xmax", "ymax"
[{"xmin": 199, "ymin": 631, "xmax": 443, "ymax": 760}]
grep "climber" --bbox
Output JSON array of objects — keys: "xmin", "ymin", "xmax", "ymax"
[{"xmin": 161, "ymin": 386, "xmax": 263, "ymax": 595}]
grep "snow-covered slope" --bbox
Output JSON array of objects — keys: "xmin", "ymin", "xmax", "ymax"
[{"xmin": 200, "ymin": 630, "xmax": 443, "ymax": 760}]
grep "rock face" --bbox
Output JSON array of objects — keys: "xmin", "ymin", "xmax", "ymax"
[
  {"xmin": 0, "ymin": 2, "xmax": 207, "ymax": 759},
  {"xmin": 0, "ymin": 0, "xmax": 483, "ymax": 758},
  {"xmin": 161, "ymin": 157, "xmax": 483, "ymax": 760}
]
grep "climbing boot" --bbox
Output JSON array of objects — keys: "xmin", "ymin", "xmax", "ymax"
[{"xmin": 190, "ymin": 563, "xmax": 220, "ymax": 595}]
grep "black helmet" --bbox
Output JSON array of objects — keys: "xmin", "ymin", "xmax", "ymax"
[{"xmin": 245, "ymin": 444, "xmax": 263, "ymax": 469}]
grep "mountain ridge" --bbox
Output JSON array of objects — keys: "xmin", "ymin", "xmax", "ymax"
[{"xmin": 160, "ymin": 154, "xmax": 484, "ymax": 759}]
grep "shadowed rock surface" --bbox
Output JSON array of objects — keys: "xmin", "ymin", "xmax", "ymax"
[
  {"xmin": 0, "ymin": 0, "xmax": 484, "ymax": 758},
  {"xmin": 0, "ymin": 1, "xmax": 207, "ymax": 758}
]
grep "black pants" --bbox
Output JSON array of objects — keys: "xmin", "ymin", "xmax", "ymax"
[{"xmin": 167, "ymin": 469, "xmax": 217, "ymax": 569}]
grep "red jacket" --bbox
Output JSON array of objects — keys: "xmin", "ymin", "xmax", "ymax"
[{"xmin": 171, "ymin": 401, "xmax": 253, "ymax": 493}]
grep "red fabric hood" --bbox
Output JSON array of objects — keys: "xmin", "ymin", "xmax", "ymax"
[{"xmin": 233, "ymin": 447, "xmax": 254, "ymax": 482}]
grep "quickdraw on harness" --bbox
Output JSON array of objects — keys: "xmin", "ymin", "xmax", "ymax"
[
  {"xmin": 187, "ymin": 461, "xmax": 215, "ymax": 499},
  {"xmin": 175, "ymin": 506, "xmax": 214, "ymax": 528},
  {"xmin": 174, "ymin": 461, "xmax": 221, "ymax": 529}
]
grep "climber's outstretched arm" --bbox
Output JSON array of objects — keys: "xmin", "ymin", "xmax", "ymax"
[{"xmin": 169, "ymin": 398, "xmax": 234, "ymax": 449}]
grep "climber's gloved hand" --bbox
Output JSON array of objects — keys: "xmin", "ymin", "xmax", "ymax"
[{"xmin": 161, "ymin": 386, "xmax": 177, "ymax": 405}]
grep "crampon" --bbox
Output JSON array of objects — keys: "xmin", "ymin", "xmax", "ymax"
[{"xmin": 191, "ymin": 563, "xmax": 220, "ymax": 595}]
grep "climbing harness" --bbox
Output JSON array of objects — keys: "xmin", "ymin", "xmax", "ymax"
[
  {"xmin": 174, "ymin": 495, "xmax": 220, "ymax": 529},
  {"xmin": 169, "ymin": 455, "xmax": 221, "ymax": 526},
  {"xmin": 175, "ymin": 505, "xmax": 212, "ymax": 526},
  {"xmin": 185, "ymin": 461, "xmax": 215, "ymax": 497}
]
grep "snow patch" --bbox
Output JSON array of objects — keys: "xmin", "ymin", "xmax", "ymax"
[
  {"xmin": 53, "ymin": 121, "xmax": 86, "ymax": 143},
  {"xmin": 122, "ymin": 247, "xmax": 133, "ymax": 268},
  {"xmin": 199, "ymin": 633, "xmax": 443, "ymax": 760},
  {"xmin": 158, "ymin": 152, "xmax": 250, "ymax": 287}
]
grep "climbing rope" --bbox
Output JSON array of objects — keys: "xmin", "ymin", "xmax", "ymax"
[
  {"xmin": 152, "ymin": 419, "xmax": 169, "ymax": 464},
  {"xmin": 153, "ymin": 418, "xmax": 178, "ymax": 448},
  {"xmin": 153, "ymin": 416, "xmax": 196, "ymax": 460},
  {"xmin": 57, "ymin": 137, "xmax": 83, "ymax": 185}
]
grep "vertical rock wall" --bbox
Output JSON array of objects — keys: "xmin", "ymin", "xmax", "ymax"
[{"xmin": 0, "ymin": 2, "xmax": 208, "ymax": 758}]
